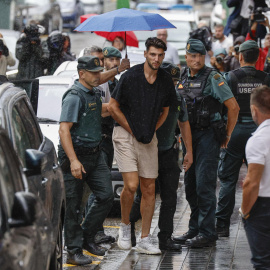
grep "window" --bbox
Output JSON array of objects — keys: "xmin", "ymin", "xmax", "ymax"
[{"xmin": 12, "ymin": 99, "xmax": 41, "ymax": 165}]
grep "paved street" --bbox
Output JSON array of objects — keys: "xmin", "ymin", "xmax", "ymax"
[{"xmin": 63, "ymin": 165, "xmax": 253, "ymax": 270}]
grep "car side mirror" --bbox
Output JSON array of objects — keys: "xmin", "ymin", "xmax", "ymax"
[
  {"xmin": 8, "ymin": 191, "xmax": 37, "ymax": 228},
  {"xmin": 24, "ymin": 149, "xmax": 45, "ymax": 177}
]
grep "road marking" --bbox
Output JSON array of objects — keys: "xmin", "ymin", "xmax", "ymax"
[
  {"xmin": 83, "ymin": 250, "xmax": 104, "ymax": 259},
  {"xmin": 103, "ymin": 225, "xmax": 120, "ymax": 229},
  {"xmin": 63, "ymin": 261, "xmax": 101, "ymax": 267}
]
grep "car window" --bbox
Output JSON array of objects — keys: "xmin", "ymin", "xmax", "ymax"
[
  {"xmin": 12, "ymin": 99, "xmax": 42, "ymax": 165},
  {"xmin": 37, "ymin": 84, "xmax": 69, "ymax": 121}
]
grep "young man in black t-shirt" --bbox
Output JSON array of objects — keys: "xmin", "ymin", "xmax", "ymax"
[{"xmin": 108, "ymin": 37, "xmax": 176, "ymax": 255}]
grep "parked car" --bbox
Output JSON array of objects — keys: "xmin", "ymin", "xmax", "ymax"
[
  {"xmin": 0, "ymin": 81, "xmax": 65, "ymax": 270},
  {"xmin": 0, "ymin": 126, "xmax": 59, "ymax": 270},
  {"xmin": 58, "ymin": 0, "xmax": 85, "ymax": 30},
  {"xmin": 81, "ymin": 0, "xmax": 103, "ymax": 14},
  {"xmin": 14, "ymin": 0, "xmax": 63, "ymax": 34}
]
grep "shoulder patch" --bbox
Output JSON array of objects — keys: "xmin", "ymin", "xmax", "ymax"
[
  {"xmin": 218, "ymin": 81, "xmax": 225, "ymax": 86},
  {"xmin": 213, "ymin": 74, "xmax": 221, "ymax": 80},
  {"xmin": 70, "ymin": 90, "xmax": 78, "ymax": 95}
]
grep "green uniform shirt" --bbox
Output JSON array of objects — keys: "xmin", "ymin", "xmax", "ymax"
[
  {"xmin": 187, "ymin": 66, "xmax": 234, "ymax": 121},
  {"xmin": 60, "ymin": 80, "xmax": 101, "ymax": 147},
  {"xmin": 157, "ymin": 90, "xmax": 188, "ymax": 151}
]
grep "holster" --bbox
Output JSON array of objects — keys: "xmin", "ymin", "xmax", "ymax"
[{"xmin": 212, "ymin": 120, "xmax": 227, "ymax": 145}]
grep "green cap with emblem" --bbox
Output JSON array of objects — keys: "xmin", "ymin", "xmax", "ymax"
[
  {"xmin": 77, "ymin": 56, "xmax": 104, "ymax": 72},
  {"xmin": 186, "ymin": 38, "xmax": 206, "ymax": 55},
  {"xmin": 239, "ymin": 40, "xmax": 259, "ymax": 52},
  {"xmin": 161, "ymin": 62, "xmax": 180, "ymax": 79},
  {"xmin": 103, "ymin": 46, "xmax": 122, "ymax": 58}
]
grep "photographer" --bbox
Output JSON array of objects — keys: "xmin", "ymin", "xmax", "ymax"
[
  {"xmin": 210, "ymin": 48, "xmax": 227, "ymax": 74},
  {"xmin": 223, "ymin": 35, "xmax": 245, "ymax": 71},
  {"xmin": 16, "ymin": 24, "xmax": 47, "ymax": 79},
  {"xmin": 0, "ymin": 33, "xmax": 15, "ymax": 76},
  {"xmin": 245, "ymin": 14, "xmax": 269, "ymax": 71}
]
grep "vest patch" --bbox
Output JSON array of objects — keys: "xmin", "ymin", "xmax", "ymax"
[
  {"xmin": 178, "ymin": 84, "xmax": 183, "ymax": 89},
  {"xmin": 189, "ymin": 82, "xmax": 201, "ymax": 88},
  {"xmin": 218, "ymin": 81, "xmax": 224, "ymax": 86},
  {"xmin": 237, "ymin": 83, "xmax": 262, "ymax": 94},
  {"xmin": 89, "ymin": 102, "xmax": 97, "ymax": 110},
  {"xmin": 214, "ymin": 74, "xmax": 221, "ymax": 80}
]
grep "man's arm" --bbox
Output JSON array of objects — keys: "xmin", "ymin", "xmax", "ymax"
[
  {"xmin": 100, "ymin": 58, "xmax": 130, "ymax": 84},
  {"xmin": 107, "ymin": 97, "xmax": 133, "ymax": 135},
  {"xmin": 59, "ymin": 122, "xmax": 86, "ymax": 179},
  {"xmin": 155, "ymin": 107, "xmax": 169, "ymax": 130},
  {"xmin": 241, "ymin": 163, "xmax": 265, "ymax": 215},
  {"xmin": 178, "ymin": 120, "xmax": 193, "ymax": 171},
  {"xmin": 222, "ymin": 97, "xmax": 240, "ymax": 148},
  {"xmin": 101, "ymin": 103, "xmax": 110, "ymax": 117}
]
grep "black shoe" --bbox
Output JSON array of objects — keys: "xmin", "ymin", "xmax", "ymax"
[
  {"xmin": 159, "ymin": 238, "xmax": 182, "ymax": 251},
  {"xmin": 185, "ymin": 235, "xmax": 216, "ymax": 248},
  {"xmin": 66, "ymin": 251, "xmax": 92, "ymax": 265},
  {"xmin": 131, "ymin": 222, "xmax": 136, "ymax": 247},
  {"xmin": 173, "ymin": 231, "xmax": 198, "ymax": 245},
  {"xmin": 94, "ymin": 231, "xmax": 116, "ymax": 244},
  {"xmin": 83, "ymin": 241, "xmax": 106, "ymax": 256},
  {"xmin": 216, "ymin": 226, "xmax": 229, "ymax": 237}
]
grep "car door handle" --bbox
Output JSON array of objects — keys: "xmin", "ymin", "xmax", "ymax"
[
  {"xmin": 42, "ymin": 178, "xmax": 48, "ymax": 184},
  {"xmin": 52, "ymin": 163, "xmax": 58, "ymax": 171}
]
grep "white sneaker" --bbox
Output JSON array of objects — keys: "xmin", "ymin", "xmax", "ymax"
[
  {"xmin": 135, "ymin": 235, "xmax": 162, "ymax": 255},
  {"xmin": 118, "ymin": 223, "xmax": 131, "ymax": 250}
]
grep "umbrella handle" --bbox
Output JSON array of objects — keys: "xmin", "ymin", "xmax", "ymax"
[{"xmin": 125, "ymin": 31, "xmax": 128, "ymax": 58}]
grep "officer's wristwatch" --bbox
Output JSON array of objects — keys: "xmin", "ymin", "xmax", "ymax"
[{"xmin": 239, "ymin": 208, "xmax": 250, "ymax": 219}]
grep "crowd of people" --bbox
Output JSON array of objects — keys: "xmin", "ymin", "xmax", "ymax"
[{"xmin": 1, "ymin": 2, "xmax": 270, "ymax": 269}]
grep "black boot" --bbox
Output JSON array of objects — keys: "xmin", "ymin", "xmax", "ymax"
[
  {"xmin": 131, "ymin": 222, "xmax": 136, "ymax": 247},
  {"xmin": 173, "ymin": 231, "xmax": 198, "ymax": 245},
  {"xmin": 94, "ymin": 231, "xmax": 116, "ymax": 244},
  {"xmin": 159, "ymin": 238, "xmax": 182, "ymax": 251},
  {"xmin": 185, "ymin": 235, "xmax": 217, "ymax": 248},
  {"xmin": 216, "ymin": 226, "xmax": 229, "ymax": 237},
  {"xmin": 66, "ymin": 251, "xmax": 92, "ymax": 265},
  {"xmin": 83, "ymin": 241, "xmax": 106, "ymax": 256}
]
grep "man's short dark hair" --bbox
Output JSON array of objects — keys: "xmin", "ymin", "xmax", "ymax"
[
  {"xmin": 90, "ymin": 45, "xmax": 102, "ymax": 54},
  {"xmin": 145, "ymin": 37, "xmax": 167, "ymax": 51},
  {"xmin": 242, "ymin": 48, "xmax": 260, "ymax": 64},
  {"xmin": 215, "ymin": 24, "xmax": 224, "ymax": 29},
  {"xmin": 251, "ymin": 85, "xmax": 270, "ymax": 114}
]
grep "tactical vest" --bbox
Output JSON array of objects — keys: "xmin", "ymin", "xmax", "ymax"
[
  {"xmin": 62, "ymin": 84, "xmax": 102, "ymax": 144},
  {"xmin": 229, "ymin": 68, "xmax": 270, "ymax": 119},
  {"xmin": 177, "ymin": 66, "xmax": 223, "ymax": 129}
]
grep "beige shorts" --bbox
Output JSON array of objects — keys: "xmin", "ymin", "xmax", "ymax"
[{"xmin": 112, "ymin": 126, "xmax": 158, "ymax": 179}]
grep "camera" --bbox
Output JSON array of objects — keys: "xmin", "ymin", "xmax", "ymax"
[
  {"xmin": 0, "ymin": 40, "xmax": 9, "ymax": 57},
  {"xmin": 216, "ymin": 55, "xmax": 224, "ymax": 64},
  {"xmin": 24, "ymin": 24, "xmax": 40, "ymax": 42},
  {"xmin": 189, "ymin": 26, "xmax": 212, "ymax": 51},
  {"xmin": 253, "ymin": 7, "xmax": 270, "ymax": 23},
  {"xmin": 234, "ymin": 44, "xmax": 240, "ymax": 53}
]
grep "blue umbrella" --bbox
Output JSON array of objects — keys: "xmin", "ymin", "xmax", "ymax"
[{"xmin": 75, "ymin": 8, "xmax": 176, "ymax": 32}]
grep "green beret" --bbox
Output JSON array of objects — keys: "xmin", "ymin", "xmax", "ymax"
[
  {"xmin": 77, "ymin": 56, "xmax": 104, "ymax": 72},
  {"xmin": 103, "ymin": 46, "xmax": 122, "ymax": 58},
  {"xmin": 239, "ymin": 40, "xmax": 259, "ymax": 52},
  {"xmin": 161, "ymin": 62, "xmax": 180, "ymax": 79},
  {"xmin": 186, "ymin": 38, "xmax": 206, "ymax": 55}
]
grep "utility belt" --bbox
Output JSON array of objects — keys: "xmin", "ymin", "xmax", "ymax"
[{"xmin": 58, "ymin": 144, "xmax": 101, "ymax": 173}]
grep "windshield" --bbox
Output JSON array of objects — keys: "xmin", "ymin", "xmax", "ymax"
[
  {"xmin": 135, "ymin": 21, "xmax": 195, "ymax": 43},
  {"xmin": 37, "ymin": 84, "xmax": 69, "ymax": 122}
]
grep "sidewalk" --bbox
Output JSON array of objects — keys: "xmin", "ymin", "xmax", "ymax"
[{"xmin": 97, "ymin": 165, "xmax": 253, "ymax": 270}]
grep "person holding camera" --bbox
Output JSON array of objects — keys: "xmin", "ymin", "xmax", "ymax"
[
  {"xmin": 223, "ymin": 35, "xmax": 245, "ymax": 72},
  {"xmin": 16, "ymin": 24, "xmax": 47, "ymax": 79},
  {"xmin": 216, "ymin": 40, "xmax": 270, "ymax": 238},
  {"xmin": 0, "ymin": 33, "xmax": 15, "ymax": 76},
  {"xmin": 210, "ymin": 48, "xmax": 227, "ymax": 74},
  {"xmin": 175, "ymin": 39, "xmax": 239, "ymax": 248}
]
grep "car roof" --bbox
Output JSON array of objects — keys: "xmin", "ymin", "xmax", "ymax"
[
  {"xmin": 38, "ymin": 75, "xmax": 74, "ymax": 85},
  {"xmin": 53, "ymin": 61, "xmax": 78, "ymax": 75}
]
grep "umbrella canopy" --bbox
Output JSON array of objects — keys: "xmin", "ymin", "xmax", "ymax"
[
  {"xmin": 75, "ymin": 8, "xmax": 176, "ymax": 32},
  {"xmin": 79, "ymin": 14, "xmax": 139, "ymax": 47}
]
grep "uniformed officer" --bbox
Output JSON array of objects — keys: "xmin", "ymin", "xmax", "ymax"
[
  {"xmin": 58, "ymin": 56, "xmax": 114, "ymax": 265},
  {"xmin": 129, "ymin": 62, "xmax": 193, "ymax": 251},
  {"xmin": 174, "ymin": 39, "xmax": 239, "ymax": 248},
  {"xmin": 89, "ymin": 46, "xmax": 122, "ymax": 245},
  {"xmin": 216, "ymin": 40, "xmax": 270, "ymax": 237}
]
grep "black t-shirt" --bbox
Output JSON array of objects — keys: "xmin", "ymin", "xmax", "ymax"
[{"xmin": 111, "ymin": 63, "xmax": 176, "ymax": 144}]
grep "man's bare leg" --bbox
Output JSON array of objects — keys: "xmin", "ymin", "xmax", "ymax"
[
  {"xmin": 121, "ymin": 171, "xmax": 139, "ymax": 224},
  {"xmin": 140, "ymin": 177, "xmax": 156, "ymax": 238}
]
